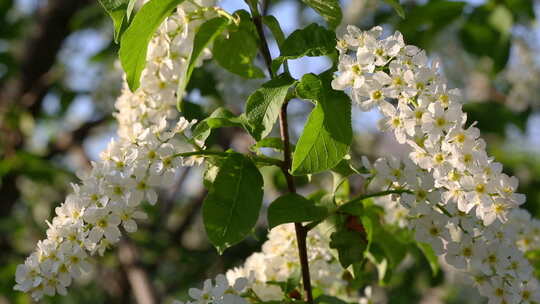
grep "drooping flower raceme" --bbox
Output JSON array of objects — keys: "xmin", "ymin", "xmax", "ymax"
[
  {"xmin": 334, "ymin": 26, "xmax": 540, "ymax": 303},
  {"xmin": 14, "ymin": 2, "xmax": 216, "ymax": 300}
]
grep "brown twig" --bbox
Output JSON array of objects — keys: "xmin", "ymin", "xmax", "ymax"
[
  {"xmin": 278, "ymin": 102, "xmax": 314, "ymax": 304},
  {"xmin": 251, "ymin": 3, "xmax": 314, "ymax": 303}
]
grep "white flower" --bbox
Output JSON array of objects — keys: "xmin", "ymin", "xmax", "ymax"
[
  {"xmin": 422, "ymin": 102, "xmax": 462, "ymax": 140},
  {"xmin": 518, "ymin": 280, "xmax": 540, "ymax": 303},
  {"xmin": 378, "ymin": 101, "xmax": 408, "ymax": 144},
  {"xmin": 343, "ymin": 25, "xmax": 382, "ymax": 49},
  {"xmin": 84, "ymin": 207, "xmax": 121, "ymax": 244},
  {"xmin": 480, "ymin": 277, "xmax": 518, "ymax": 304},
  {"xmin": 331, "ymin": 54, "xmax": 373, "ymax": 90},
  {"xmin": 472, "ymin": 243, "xmax": 510, "ymax": 276},
  {"xmin": 445, "ymin": 235, "xmax": 476, "ymax": 269},
  {"xmin": 413, "ymin": 213, "xmax": 449, "ymax": 255},
  {"xmin": 497, "ymin": 174, "xmax": 526, "ymax": 206},
  {"xmin": 110, "ymin": 200, "xmax": 147, "ymax": 233},
  {"xmin": 355, "ymin": 76, "xmax": 390, "ymax": 111},
  {"xmin": 129, "ymin": 172, "xmax": 160, "ymax": 205},
  {"xmin": 188, "ymin": 279, "xmax": 213, "ymax": 303},
  {"xmin": 14, "ymin": 254, "xmax": 42, "ymax": 293}
]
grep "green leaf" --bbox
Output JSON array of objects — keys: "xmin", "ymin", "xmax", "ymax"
[
  {"xmin": 382, "ymin": 0, "xmax": 406, "ymax": 19},
  {"xmin": 365, "ymin": 249, "xmax": 390, "ymax": 284},
  {"xmin": 489, "ymin": 5, "xmax": 513, "ymax": 37},
  {"xmin": 181, "ymin": 100, "xmax": 206, "ymax": 122},
  {"xmin": 272, "ymin": 168, "xmax": 310, "ymax": 192},
  {"xmin": 245, "ymin": 74, "xmax": 296, "ymax": 141},
  {"xmin": 329, "ymin": 227, "xmax": 367, "ymax": 268},
  {"xmin": 417, "ymin": 242, "xmax": 439, "ymax": 276},
  {"xmin": 291, "ymin": 73, "xmax": 352, "ymax": 175},
  {"xmin": 262, "ymin": 15, "xmax": 286, "ymax": 48},
  {"xmin": 203, "ymin": 153, "xmax": 264, "ymax": 253},
  {"xmin": 371, "ymin": 230, "xmax": 407, "ymax": 284},
  {"xmin": 250, "ymin": 137, "xmax": 285, "ymax": 152},
  {"xmin": 346, "ymin": 206, "xmax": 408, "ymax": 284},
  {"xmin": 193, "ymin": 107, "xmax": 246, "ymax": 142},
  {"xmin": 119, "ymin": 0, "xmax": 186, "ymax": 91},
  {"xmin": 301, "ymin": 0, "xmax": 343, "ymax": 29},
  {"xmin": 272, "ymin": 24, "xmax": 336, "ymax": 74},
  {"xmin": 267, "ymin": 193, "xmax": 328, "ymax": 229},
  {"xmin": 186, "ymin": 64, "xmax": 221, "ymax": 98},
  {"xmin": 213, "ymin": 10, "xmax": 264, "ymax": 79},
  {"xmin": 338, "ymin": 200, "xmax": 364, "ymax": 216},
  {"xmin": 360, "ymin": 216, "xmax": 373, "ymax": 251},
  {"xmin": 178, "ymin": 17, "xmax": 229, "ymax": 111},
  {"xmin": 98, "ymin": 0, "xmax": 129, "ymax": 42}
]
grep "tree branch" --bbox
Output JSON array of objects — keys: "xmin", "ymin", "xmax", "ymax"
[
  {"xmin": 118, "ymin": 240, "xmax": 158, "ymax": 304},
  {"xmin": 251, "ymin": 3, "xmax": 314, "ymax": 302}
]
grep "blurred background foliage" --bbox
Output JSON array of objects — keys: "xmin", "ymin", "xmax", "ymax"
[{"xmin": 0, "ymin": 0, "xmax": 539, "ymax": 303}]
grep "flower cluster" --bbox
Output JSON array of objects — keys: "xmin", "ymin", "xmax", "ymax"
[
  {"xmin": 174, "ymin": 274, "xmax": 248, "ymax": 304},
  {"xmin": 505, "ymin": 38, "xmax": 540, "ymax": 112},
  {"xmin": 333, "ymin": 25, "xmax": 539, "ymax": 303},
  {"xmin": 225, "ymin": 224, "xmax": 355, "ymax": 302},
  {"xmin": 14, "ymin": 2, "xmax": 215, "ymax": 300}
]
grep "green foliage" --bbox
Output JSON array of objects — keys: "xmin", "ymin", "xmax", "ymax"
[
  {"xmin": 331, "ymin": 159, "xmax": 358, "ymax": 198},
  {"xmin": 395, "ymin": 0, "xmax": 465, "ymax": 49},
  {"xmin": 119, "ymin": 0, "xmax": 185, "ymax": 91},
  {"xmin": 464, "ymin": 102, "xmax": 529, "ymax": 135},
  {"xmin": 178, "ymin": 17, "xmax": 230, "ymax": 111},
  {"xmin": 193, "ymin": 107, "xmax": 247, "ymax": 143},
  {"xmin": 503, "ymin": 0, "xmax": 535, "ymax": 20},
  {"xmin": 181, "ymin": 100, "xmax": 207, "ymax": 123},
  {"xmin": 291, "ymin": 73, "xmax": 352, "ymax": 175},
  {"xmin": 203, "ymin": 153, "xmax": 264, "ymax": 253},
  {"xmin": 459, "ymin": 4, "xmax": 512, "ymax": 73},
  {"xmin": 272, "ymin": 24, "xmax": 336, "ymax": 74},
  {"xmin": 250, "ymin": 137, "xmax": 285, "ymax": 152},
  {"xmin": 336, "ymin": 200, "xmax": 413, "ymax": 284},
  {"xmin": 301, "ymin": 0, "xmax": 343, "ymax": 29},
  {"xmin": 329, "ymin": 225, "xmax": 367, "ymax": 268},
  {"xmin": 272, "ymin": 168, "xmax": 310, "ymax": 192},
  {"xmin": 98, "ymin": 0, "xmax": 129, "ymax": 42},
  {"xmin": 382, "ymin": 0, "xmax": 405, "ymax": 19},
  {"xmin": 245, "ymin": 73, "xmax": 296, "ymax": 141},
  {"xmin": 267, "ymin": 193, "xmax": 328, "ymax": 229},
  {"xmin": 213, "ymin": 10, "xmax": 265, "ymax": 79},
  {"xmin": 0, "ymin": 151, "xmax": 72, "ymax": 181},
  {"xmin": 186, "ymin": 64, "xmax": 221, "ymax": 98},
  {"xmin": 362, "ymin": 214, "xmax": 408, "ymax": 284},
  {"xmin": 417, "ymin": 242, "xmax": 439, "ymax": 276},
  {"xmin": 262, "ymin": 15, "xmax": 286, "ymax": 48}
]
